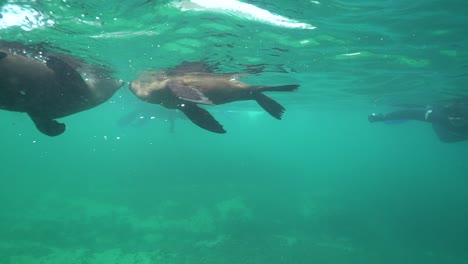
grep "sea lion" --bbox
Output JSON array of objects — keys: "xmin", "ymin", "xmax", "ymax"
[
  {"xmin": 129, "ymin": 62, "xmax": 299, "ymax": 133},
  {"xmin": 0, "ymin": 43, "xmax": 124, "ymax": 136}
]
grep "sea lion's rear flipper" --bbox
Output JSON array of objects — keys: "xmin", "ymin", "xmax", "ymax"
[
  {"xmin": 253, "ymin": 92, "xmax": 286, "ymax": 120},
  {"xmin": 168, "ymin": 80, "xmax": 214, "ymax": 105},
  {"xmin": 0, "ymin": 51, "xmax": 6, "ymax": 60},
  {"xmin": 46, "ymin": 55, "xmax": 86, "ymax": 88},
  {"xmin": 253, "ymin": 85, "xmax": 299, "ymax": 120},
  {"xmin": 28, "ymin": 114, "xmax": 66, "ymax": 136},
  {"xmin": 178, "ymin": 103, "xmax": 226, "ymax": 134}
]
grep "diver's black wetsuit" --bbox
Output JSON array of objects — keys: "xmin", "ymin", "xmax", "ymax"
[{"xmin": 368, "ymin": 106, "xmax": 468, "ymax": 142}]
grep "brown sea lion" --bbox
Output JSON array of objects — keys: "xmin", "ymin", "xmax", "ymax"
[
  {"xmin": 0, "ymin": 43, "xmax": 124, "ymax": 136},
  {"xmin": 129, "ymin": 62, "xmax": 299, "ymax": 133}
]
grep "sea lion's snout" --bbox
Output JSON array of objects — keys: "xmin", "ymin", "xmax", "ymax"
[{"xmin": 108, "ymin": 78, "xmax": 124, "ymax": 89}]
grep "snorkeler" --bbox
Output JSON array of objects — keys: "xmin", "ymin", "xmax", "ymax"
[{"xmin": 368, "ymin": 103, "xmax": 468, "ymax": 142}]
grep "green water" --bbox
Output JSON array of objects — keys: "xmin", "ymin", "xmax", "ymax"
[{"xmin": 1, "ymin": 0, "xmax": 468, "ymax": 263}]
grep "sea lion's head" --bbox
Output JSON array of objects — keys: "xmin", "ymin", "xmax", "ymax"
[
  {"xmin": 129, "ymin": 72, "xmax": 169, "ymax": 99},
  {"xmin": 129, "ymin": 77, "xmax": 158, "ymax": 101},
  {"xmin": 128, "ymin": 79, "xmax": 149, "ymax": 98}
]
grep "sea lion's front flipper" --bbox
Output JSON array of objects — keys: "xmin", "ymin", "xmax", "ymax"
[
  {"xmin": 28, "ymin": 113, "xmax": 66, "ymax": 136},
  {"xmin": 0, "ymin": 51, "xmax": 7, "ymax": 60},
  {"xmin": 168, "ymin": 80, "xmax": 214, "ymax": 105},
  {"xmin": 178, "ymin": 103, "xmax": 226, "ymax": 134},
  {"xmin": 46, "ymin": 55, "xmax": 86, "ymax": 87}
]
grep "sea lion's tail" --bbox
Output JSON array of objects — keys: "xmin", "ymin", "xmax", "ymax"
[{"xmin": 253, "ymin": 85, "xmax": 299, "ymax": 120}]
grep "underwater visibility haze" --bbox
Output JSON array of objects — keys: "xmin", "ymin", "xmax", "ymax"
[{"xmin": 1, "ymin": 0, "xmax": 468, "ymax": 263}]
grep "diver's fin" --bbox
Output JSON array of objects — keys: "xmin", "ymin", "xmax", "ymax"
[
  {"xmin": 46, "ymin": 55, "xmax": 86, "ymax": 88},
  {"xmin": 0, "ymin": 51, "xmax": 6, "ymax": 60},
  {"xmin": 168, "ymin": 80, "xmax": 214, "ymax": 105},
  {"xmin": 177, "ymin": 103, "xmax": 226, "ymax": 134},
  {"xmin": 28, "ymin": 113, "xmax": 66, "ymax": 136}
]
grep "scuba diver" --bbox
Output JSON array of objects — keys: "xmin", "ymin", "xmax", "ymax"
[{"xmin": 368, "ymin": 101, "xmax": 468, "ymax": 143}]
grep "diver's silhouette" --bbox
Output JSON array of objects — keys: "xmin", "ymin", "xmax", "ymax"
[{"xmin": 369, "ymin": 102, "xmax": 468, "ymax": 142}]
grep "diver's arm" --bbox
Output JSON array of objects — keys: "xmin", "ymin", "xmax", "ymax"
[{"xmin": 369, "ymin": 109, "xmax": 430, "ymax": 123}]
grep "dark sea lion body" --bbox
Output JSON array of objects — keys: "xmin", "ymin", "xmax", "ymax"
[
  {"xmin": 0, "ymin": 47, "xmax": 124, "ymax": 136},
  {"xmin": 129, "ymin": 65, "xmax": 299, "ymax": 133}
]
